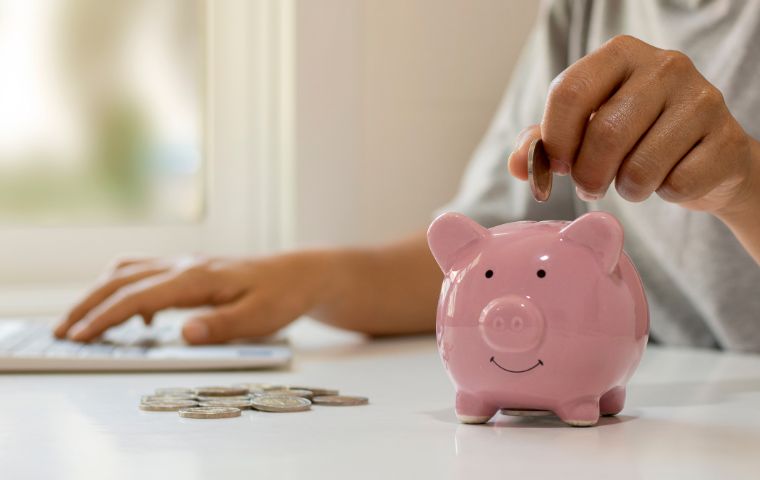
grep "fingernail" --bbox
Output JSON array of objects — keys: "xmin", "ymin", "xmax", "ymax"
[
  {"xmin": 513, "ymin": 129, "xmax": 530, "ymax": 149},
  {"xmin": 575, "ymin": 186, "xmax": 602, "ymax": 202},
  {"xmin": 68, "ymin": 325, "xmax": 87, "ymax": 341},
  {"xmin": 551, "ymin": 159, "xmax": 570, "ymax": 176},
  {"xmin": 184, "ymin": 320, "xmax": 209, "ymax": 343}
]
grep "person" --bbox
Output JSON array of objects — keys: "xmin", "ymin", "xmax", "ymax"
[{"xmin": 55, "ymin": 0, "xmax": 760, "ymax": 351}]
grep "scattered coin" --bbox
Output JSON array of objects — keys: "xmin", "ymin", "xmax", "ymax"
[
  {"xmin": 142, "ymin": 394, "xmax": 197, "ymax": 403},
  {"xmin": 199, "ymin": 399, "xmax": 253, "ymax": 409},
  {"xmin": 141, "ymin": 383, "xmax": 366, "ymax": 419},
  {"xmin": 155, "ymin": 387, "xmax": 194, "ymax": 396},
  {"xmin": 289, "ymin": 386, "xmax": 339, "ymax": 396},
  {"xmin": 196, "ymin": 395, "xmax": 250, "ymax": 402},
  {"xmin": 178, "ymin": 407, "xmax": 242, "ymax": 419},
  {"xmin": 312, "ymin": 395, "xmax": 368, "ymax": 406},
  {"xmin": 232, "ymin": 383, "xmax": 271, "ymax": 394},
  {"xmin": 193, "ymin": 386, "xmax": 248, "ymax": 397},
  {"xmin": 250, "ymin": 395, "xmax": 312, "ymax": 413},
  {"xmin": 140, "ymin": 400, "xmax": 199, "ymax": 412},
  {"xmin": 528, "ymin": 138, "xmax": 552, "ymax": 203},
  {"xmin": 261, "ymin": 385, "xmax": 288, "ymax": 392},
  {"xmin": 263, "ymin": 388, "xmax": 314, "ymax": 399},
  {"xmin": 500, "ymin": 409, "xmax": 552, "ymax": 417}
]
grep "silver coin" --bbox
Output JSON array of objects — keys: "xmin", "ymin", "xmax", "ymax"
[
  {"xmin": 289, "ymin": 386, "xmax": 339, "ymax": 397},
  {"xmin": 312, "ymin": 395, "xmax": 368, "ymax": 406},
  {"xmin": 196, "ymin": 395, "xmax": 250, "ymax": 402},
  {"xmin": 263, "ymin": 388, "xmax": 314, "ymax": 399},
  {"xmin": 528, "ymin": 138, "xmax": 552, "ymax": 203},
  {"xmin": 261, "ymin": 385, "xmax": 287, "ymax": 391},
  {"xmin": 193, "ymin": 386, "xmax": 248, "ymax": 397},
  {"xmin": 500, "ymin": 408, "xmax": 552, "ymax": 417},
  {"xmin": 155, "ymin": 387, "xmax": 194, "ymax": 396},
  {"xmin": 250, "ymin": 395, "xmax": 312, "ymax": 413},
  {"xmin": 139, "ymin": 400, "xmax": 199, "ymax": 412},
  {"xmin": 231, "ymin": 383, "xmax": 271, "ymax": 394},
  {"xmin": 141, "ymin": 394, "xmax": 197, "ymax": 403},
  {"xmin": 178, "ymin": 407, "xmax": 242, "ymax": 419},
  {"xmin": 199, "ymin": 399, "xmax": 253, "ymax": 409}
]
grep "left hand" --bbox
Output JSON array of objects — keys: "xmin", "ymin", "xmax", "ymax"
[
  {"xmin": 507, "ymin": 35, "xmax": 758, "ymax": 217},
  {"xmin": 54, "ymin": 252, "xmax": 338, "ymax": 344}
]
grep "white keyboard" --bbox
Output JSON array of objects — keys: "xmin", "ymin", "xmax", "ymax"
[{"xmin": 0, "ymin": 318, "xmax": 291, "ymax": 371}]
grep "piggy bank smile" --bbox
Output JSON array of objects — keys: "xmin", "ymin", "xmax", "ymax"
[{"xmin": 489, "ymin": 356, "xmax": 543, "ymax": 373}]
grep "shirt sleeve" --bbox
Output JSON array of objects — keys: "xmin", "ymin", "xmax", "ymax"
[{"xmin": 433, "ymin": 0, "xmax": 585, "ymax": 227}]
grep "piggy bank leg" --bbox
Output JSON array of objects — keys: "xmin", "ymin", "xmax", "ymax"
[
  {"xmin": 599, "ymin": 386, "xmax": 626, "ymax": 416},
  {"xmin": 555, "ymin": 396, "xmax": 600, "ymax": 427},
  {"xmin": 455, "ymin": 391, "xmax": 497, "ymax": 424}
]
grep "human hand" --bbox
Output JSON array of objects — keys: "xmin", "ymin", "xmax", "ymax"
[
  {"xmin": 508, "ymin": 35, "xmax": 758, "ymax": 216},
  {"xmin": 54, "ymin": 252, "xmax": 338, "ymax": 344}
]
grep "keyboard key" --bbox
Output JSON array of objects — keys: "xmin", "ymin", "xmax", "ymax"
[
  {"xmin": 78, "ymin": 344, "xmax": 117, "ymax": 358},
  {"xmin": 43, "ymin": 341, "xmax": 84, "ymax": 357}
]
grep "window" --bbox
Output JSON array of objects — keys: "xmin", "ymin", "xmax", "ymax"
[
  {"xmin": 0, "ymin": 0, "xmax": 204, "ymax": 224},
  {"xmin": 0, "ymin": 0, "xmax": 294, "ymax": 311}
]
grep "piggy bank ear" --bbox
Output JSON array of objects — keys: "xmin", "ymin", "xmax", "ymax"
[
  {"xmin": 427, "ymin": 212, "xmax": 489, "ymax": 272},
  {"xmin": 560, "ymin": 212, "xmax": 623, "ymax": 275}
]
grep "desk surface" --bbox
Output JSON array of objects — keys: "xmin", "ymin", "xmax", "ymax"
[{"xmin": 1, "ymin": 319, "xmax": 759, "ymax": 480}]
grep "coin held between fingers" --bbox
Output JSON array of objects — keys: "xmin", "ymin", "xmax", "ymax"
[{"xmin": 528, "ymin": 138, "xmax": 553, "ymax": 203}]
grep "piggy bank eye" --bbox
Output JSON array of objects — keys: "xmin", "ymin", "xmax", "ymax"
[
  {"xmin": 485, "ymin": 269, "xmax": 494, "ymax": 279},
  {"xmin": 536, "ymin": 269, "xmax": 546, "ymax": 278}
]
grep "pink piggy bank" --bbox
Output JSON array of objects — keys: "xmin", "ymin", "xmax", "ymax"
[{"xmin": 427, "ymin": 211, "xmax": 648, "ymax": 427}]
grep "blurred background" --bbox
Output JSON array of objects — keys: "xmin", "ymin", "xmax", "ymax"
[
  {"xmin": 0, "ymin": 0, "xmax": 203, "ymax": 223},
  {"xmin": 0, "ymin": 0, "xmax": 537, "ymax": 311}
]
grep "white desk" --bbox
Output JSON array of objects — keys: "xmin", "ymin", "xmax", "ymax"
[{"xmin": 1, "ymin": 319, "xmax": 759, "ymax": 480}]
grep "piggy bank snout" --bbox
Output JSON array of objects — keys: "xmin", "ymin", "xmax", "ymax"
[{"xmin": 478, "ymin": 296, "xmax": 545, "ymax": 352}]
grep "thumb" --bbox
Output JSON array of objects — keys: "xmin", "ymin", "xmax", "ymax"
[
  {"xmin": 182, "ymin": 295, "xmax": 278, "ymax": 345},
  {"xmin": 508, "ymin": 124, "xmax": 570, "ymax": 179},
  {"xmin": 507, "ymin": 125, "xmax": 541, "ymax": 180}
]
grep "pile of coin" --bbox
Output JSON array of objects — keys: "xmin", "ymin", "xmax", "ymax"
[{"xmin": 139, "ymin": 383, "xmax": 369, "ymax": 419}]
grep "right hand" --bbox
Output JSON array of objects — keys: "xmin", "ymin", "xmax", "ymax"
[
  {"xmin": 507, "ymin": 35, "xmax": 755, "ymax": 215},
  {"xmin": 54, "ymin": 252, "xmax": 338, "ymax": 344}
]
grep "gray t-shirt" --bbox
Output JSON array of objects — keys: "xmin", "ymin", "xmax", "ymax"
[{"xmin": 438, "ymin": 0, "xmax": 760, "ymax": 352}]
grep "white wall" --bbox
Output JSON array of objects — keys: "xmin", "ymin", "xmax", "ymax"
[{"xmin": 294, "ymin": 0, "xmax": 539, "ymax": 246}]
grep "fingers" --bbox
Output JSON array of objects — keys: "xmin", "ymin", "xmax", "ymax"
[
  {"xmin": 541, "ymin": 35, "xmax": 643, "ymax": 167},
  {"xmin": 67, "ymin": 269, "xmax": 218, "ymax": 342},
  {"xmin": 106, "ymin": 255, "xmax": 157, "ymax": 274},
  {"xmin": 571, "ymin": 71, "xmax": 667, "ymax": 199},
  {"xmin": 513, "ymin": 35, "xmax": 746, "ymax": 214},
  {"xmin": 656, "ymin": 129, "xmax": 745, "ymax": 207},
  {"xmin": 182, "ymin": 294, "xmax": 281, "ymax": 345},
  {"xmin": 614, "ymin": 101, "xmax": 711, "ymax": 202},
  {"xmin": 141, "ymin": 312, "xmax": 155, "ymax": 326},
  {"xmin": 54, "ymin": 264, "xmax": 169, "ymax": 338}
]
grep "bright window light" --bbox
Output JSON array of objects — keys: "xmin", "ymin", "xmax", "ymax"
[{"xmin": 0, "ymin": 0, "xmax": 204, "ymax": 223}]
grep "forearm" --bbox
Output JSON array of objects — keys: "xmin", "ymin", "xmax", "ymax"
[
  {"xmin": 311, "ymin": 230, "xmax": 442, "ymax": 336},
  {"xmin": 715, "ymin": 139, "xmax": 760, "ymax": 265}
]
